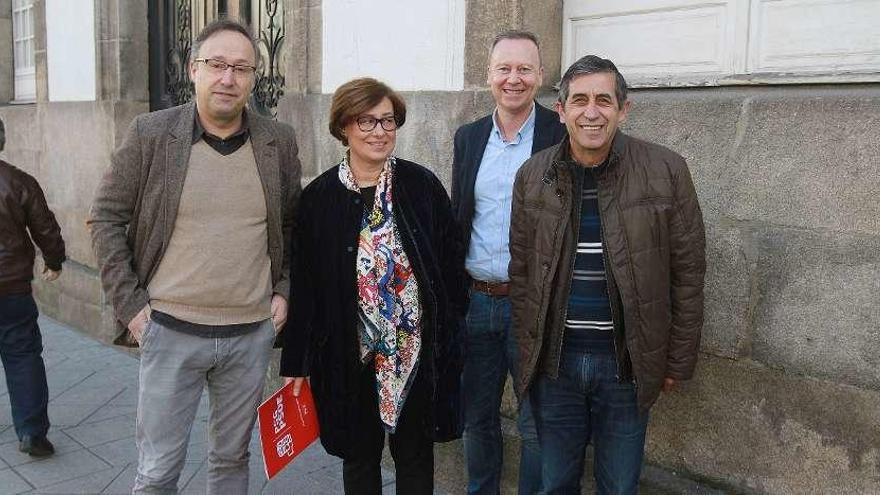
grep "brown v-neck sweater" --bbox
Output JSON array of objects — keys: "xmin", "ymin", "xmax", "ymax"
[{"xmin": 147, "ymin": 140, "xmax": 272, "ymax": 325}]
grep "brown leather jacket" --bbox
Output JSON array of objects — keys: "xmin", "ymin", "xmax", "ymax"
[
  {"xmin": 0, "ymin": 160, "xmax": 66, "ymax": 296},
  {"xmin": 509, "ymin": 132, "xmax": 706, "ymax": 411}
]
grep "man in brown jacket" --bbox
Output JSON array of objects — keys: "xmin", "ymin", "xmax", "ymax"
[
  {"xmin": 509, "ymin": 55, "xmax": 706, "ymax": 494},
  {"xmin": 88, "ymin": 19, "xmax": 301, "ymax": 494},
  {"xmin": 0, "ymin": 117, "xmax": 66, "ymax": 458}
]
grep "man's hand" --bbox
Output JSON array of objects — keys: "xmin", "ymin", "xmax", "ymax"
[
  {"xmin": 283, "ymin": 376, "xmax": 307, "ymax": 397},
  {"xmin": 661, "ymin": 377, "xmax": 677, "ymax": 393},
  {"xmin": 128, "ymin": 305, "xmax": 151, "ymax": 344},
  {"xmin": 41, "ymin": 267, "xmax": 61, "ymax": 282},
  {"xmin": 271, "ymin": 294, "xmax": 288, "ymax": 334}
]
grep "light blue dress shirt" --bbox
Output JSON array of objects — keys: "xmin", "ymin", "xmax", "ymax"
[{"xmin": 465, "ymin": 104, "xmax": 537, "ymax": 282}]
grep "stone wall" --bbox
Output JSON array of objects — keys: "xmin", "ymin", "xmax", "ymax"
[
  {"xmin": 0, "ymin": 0, "xmax": 12, "ymax": 103},
  {"xmin": 628, "ymin": 85, "xmax": 880, "ymax": 494}
]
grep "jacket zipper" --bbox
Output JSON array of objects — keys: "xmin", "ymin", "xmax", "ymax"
[
  {"xmin": 532, "ymin": 162, "xmax": 567, "ymax": 374},
  {"xmin": 594, "ymin": 166, "xmax": 633, "ymax": 390},
  {"xmin": 552, "ymin": 164, "xmax": 582, "ymax": 377}
]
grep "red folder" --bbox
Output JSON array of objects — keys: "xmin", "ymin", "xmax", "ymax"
[{"xmin": 257, "ymin": 380, "xmax": 320, "ymax": 479}]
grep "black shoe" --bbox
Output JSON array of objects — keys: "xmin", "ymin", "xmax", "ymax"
[{"xmin": 19, "ymin": 435, "xmax": 55, "ymax": 457}]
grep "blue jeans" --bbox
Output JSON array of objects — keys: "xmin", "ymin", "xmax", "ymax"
[
  {"xmin": 0, "ymin": 293, "xmax": 50, "ymax": 440},
  {"xmin": 530, "ymin": 342, "xmax": 648, "ymax": 495},
  {"xmin": 462, "ymin": 291, "xmax": 541, "ymax": 494}
]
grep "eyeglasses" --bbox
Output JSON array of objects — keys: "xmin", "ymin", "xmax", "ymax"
[
  {"xmin": 490, "ymin": 66, "xmax": 537, "ymax": 78},
  {"xmin": 356, "ymin": 116, "xmax": 398, "ymax": 132},
  {"xmin": 194, "ymin": 58, "xmax": 257, "ymax": 77}
]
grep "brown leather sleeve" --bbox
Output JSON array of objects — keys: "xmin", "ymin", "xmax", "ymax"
[{"xmin": 21, "ymin": 174, "xmax": 66, "ymax": 270}]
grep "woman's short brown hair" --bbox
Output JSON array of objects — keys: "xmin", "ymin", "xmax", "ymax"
[{"xmin": 329, "ymin": 78, "xmax": 407, "ymax": 146}]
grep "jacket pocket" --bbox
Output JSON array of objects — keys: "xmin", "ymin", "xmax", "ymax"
[{"xmin": 623, "ymin": 196, "xmax": 672, "ymax": 208}]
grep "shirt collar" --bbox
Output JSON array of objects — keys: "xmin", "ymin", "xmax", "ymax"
[
  {"xmin": 192, "ymin": 107, "xmax": 250, "ymax": 144},
  {"xmin": 491, "ymin": 102, "xmax": 536, "ymax": 145}
]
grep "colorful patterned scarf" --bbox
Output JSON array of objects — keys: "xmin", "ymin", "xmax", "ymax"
[{"xmin": 338, "ymin": 154, "xmax": 422, "ymax": 432}]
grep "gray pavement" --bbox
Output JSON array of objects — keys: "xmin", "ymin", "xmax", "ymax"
[
  {"xmin": 0, "ymin": 317, "xmax": 720, "ymax": 495},
  {"xmin": 0, "ymin": 316, "xmax": 400, "ymax": 494}
]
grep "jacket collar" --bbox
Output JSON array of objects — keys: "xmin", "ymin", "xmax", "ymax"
[
  {"xmin": 549, "ymin": 130, "xmax": 628, "ymax": 179},
  {"xmin": 490, "ymin": 103, "xmax": 536, "ymax": 145},
  {"xmin": 191, "ymin": 108, "xmax": 250, "ymax": 144},
  {"xmin": 533, "ymin": 102, "xmax": 562, "ymax": 153},
  {"xmin": 169, "ymin": 101, "xmax": 276, "ymax": 148},
  {"xmin": 609, "ymin": 129, "xmax": 628, "ymax": 166},
  {"xmin": 169, "ymin": 101, "xmax": 197, "ymax": 141}
]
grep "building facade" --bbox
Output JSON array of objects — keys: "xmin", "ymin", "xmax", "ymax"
[{"xmin": 0, "ymin": 1, "xmax": 878, "ymax": 493}]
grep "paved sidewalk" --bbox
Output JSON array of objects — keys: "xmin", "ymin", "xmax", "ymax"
[
  {"xmin": 0, "ymin": 316, "xmax": 399, "ymax": 494},
  {"xmin": 0, "ymin": 317, "xmax": 722, "ymax": 495}
]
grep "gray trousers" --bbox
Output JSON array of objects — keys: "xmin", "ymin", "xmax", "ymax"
[{"xmin": 132, "ymin": 318, "xmax": 275, "ymax": 494}]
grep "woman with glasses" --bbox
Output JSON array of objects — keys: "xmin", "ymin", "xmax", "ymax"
[{"xmin": 280, "ymin": 77, "xmax": 468, "ymax": 494}]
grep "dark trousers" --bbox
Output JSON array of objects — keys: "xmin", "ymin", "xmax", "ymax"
[
  {"xmin": 342, "ymin": 364, "xmax": 434, "ymax": 495},
  {"xmin": 530, "ymin": 333, "xmax": 648, "ymax": 495},
  {"xmin": 462, "ymin": 291, "xmax": 541, "ymax": 495},
  {"xmin": 0, "ymin": 293, "xmax": 50, "ymax": 440}
]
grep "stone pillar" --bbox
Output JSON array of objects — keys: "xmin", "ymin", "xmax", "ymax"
[
  {"xmin": 284, "ymin": 0, "xmax": 321, "ymax": 94},
  {"xmin": 95, "ymin": 0, "xmax": 148, "ymax": 103},
  {"xmin": 0, "ymin": 0, "xmax": 12, "ymax": 103},
  {"xmin": 93, "ymin": 0, "xmax": 148, "ymax": 153},
  {"xmin": 463, "ymin": 0, "xmax": 563, "ymax": 90},
  {"xmin": 32, "ymin": 0, "xmax": 47, "ymax": 102}
]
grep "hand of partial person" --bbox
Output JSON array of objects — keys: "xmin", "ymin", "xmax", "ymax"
[
  {"xmin": 128, "ymin": 305, "xmax": 151, "ymax": 344},
  {"xmin": 271, "ymin": 294, "xmax": 288, "ymax": 334},
  {"xmin": 283, "ymin": 376, "xmax": 307, "ymax": 397},
  {"xmin": 661, "ymin": 377, "xmax": 677, "ymax": 393},
  {"xmin": 41, "ymin": 267, "xmax": 61, "ymax": 282}
]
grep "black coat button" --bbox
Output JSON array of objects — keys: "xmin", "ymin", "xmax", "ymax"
[{"xmin": 347, "ymin": 246, "xmax": 354, "ymax": 252}]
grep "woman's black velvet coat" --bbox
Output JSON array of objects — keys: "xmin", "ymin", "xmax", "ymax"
[{"xmin": 279, "ymin": 158, "xmax": 469, "ymax": 458}]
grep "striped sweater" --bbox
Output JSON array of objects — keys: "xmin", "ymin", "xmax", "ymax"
[{"xmin": 563, "ymin": 167, "xmax": 613, "ymax": 351}]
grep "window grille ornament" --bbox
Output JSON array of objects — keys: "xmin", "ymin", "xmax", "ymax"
[
  {"xmin": 251, "ymin": 0, "xmax": 285, "ymax": 118},
  {"xmin": 166, "ymin": 0, "xmax": 194, "ymax": 105}
]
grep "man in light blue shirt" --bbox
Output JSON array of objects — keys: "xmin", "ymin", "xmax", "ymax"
[
  {"xmin": 467, "ymin": 106, "xmax": 535, "ymax": 284},
  {"xmin": 451, "ymin": 30, "xmax": 566, "ymax": 495}
]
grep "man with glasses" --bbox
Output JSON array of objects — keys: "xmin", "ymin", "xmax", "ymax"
[
  {"xmin": 451, "ymin": 30, "xmax": 566, "ymax": 494},
  {"xmin": 89, "ymin": 18, "xmax": 301, "ymax": 493}
]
